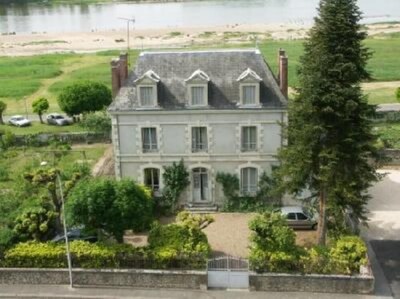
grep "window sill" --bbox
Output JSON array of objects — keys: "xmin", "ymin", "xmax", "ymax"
[{"xmin": 237, "ymin": 104, "xmax": 262, "ymax": 109}]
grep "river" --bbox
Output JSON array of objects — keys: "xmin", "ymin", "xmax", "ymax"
[{"xmin": 1, "ymin": 0, "xmax": 400, "ymax": 34}]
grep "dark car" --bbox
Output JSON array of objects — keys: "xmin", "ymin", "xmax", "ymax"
[
  {"xmin": 46, "ymin": 113, "xmax": 72, "ymax": 126},
  {"xmin": 52, "ymin": 228, "xmax": 97, "ymax": 243}
]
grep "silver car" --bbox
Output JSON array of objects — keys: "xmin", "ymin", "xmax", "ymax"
[
  {"xmin": 46, "ymin": 113, "xmax": 72, "ymax": 126},
  {"xmin": 8, "ymin": 115, "xmax": 31, "ymax": 127},
  {"xmin": 275, "ymin": 206, "xmax": 318, "ymax": 230}
]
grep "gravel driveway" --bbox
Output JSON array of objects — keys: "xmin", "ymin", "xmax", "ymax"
[{"xmin": 203, "ymin": 213, "xmax": 317, "ymax": 258}]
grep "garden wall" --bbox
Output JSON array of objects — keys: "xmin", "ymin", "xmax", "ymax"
[
  {"xmin": 249, "ymin": 272, "xmax": 374, "ymax": 294},
  {"xmin": 0, "ymin": 268, "xmax": 207, "ymax": 289}
]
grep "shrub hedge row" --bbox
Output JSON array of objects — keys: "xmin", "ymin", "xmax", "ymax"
[{"xmin": 1, "ymin": 241, "xmax": 207, "ymax": 270}]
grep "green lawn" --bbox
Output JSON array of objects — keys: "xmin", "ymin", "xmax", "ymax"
[
  {"xmin": 0, "ymin": 122, "xmax": 86, "ymax": 135},
  {"xmin": 0, "ymin": 37, "xmax": 399, "ymax": 115},
  {"xmin": 365, "ymin": 86, "xmax": 399, "ymax": 105}
]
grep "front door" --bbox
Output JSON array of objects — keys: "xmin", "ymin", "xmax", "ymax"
[{"xmin": 192, "ymin": 168, "xmax": 209, "ymax": 203}]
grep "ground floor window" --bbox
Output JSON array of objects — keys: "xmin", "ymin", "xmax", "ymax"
[
  {"xmin": 240, "ymin": 167, "xmax": 258, "ymax": 195},
  {"xmin": 144, "ymin": 168, "xmax": 160, "ymax": 192}
]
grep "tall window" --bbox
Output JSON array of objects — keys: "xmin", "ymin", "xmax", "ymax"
[
  {"xmin": 142, "ymin": 128, "xmax": 158, "ymax": 153},
  {"xmin": 241, "ymin": 126, "xmax": 257, "ymax": 152},
  {"xmin": 192, "ymin": 127, "xmax": 208, "ymax": 153},
  {"xmin": 242, "ymin": 85, "xmax": 256, "ymax": 105},
  {"xmin": 241, "ymin": 167, "xmax": 258, "ymax": 195},
  {"xmin": 140, "ymin": 86, "xmax": 154, "ymax": 106},
  {"xmin": 144, "ymin": 168, "xmax": 160, "ymax": 192},
  {"xmin": 191, "ymin": 86, "xmax": 205, "ymax": 106}
]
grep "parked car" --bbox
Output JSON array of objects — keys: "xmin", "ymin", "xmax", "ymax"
[
  {"xmin": 52, "ymin": 228, "xmax": 97, "ymax": 243},
  {"xmin": 8, "ymin": 115, "xmax": 31, "ymax": 127},
  {"xmin": 46, "ymin": 113, "xmax": 72, "ymax": 126},
  {"xmin": 275, "ymin": 206, "xmax": 318, "ymax": 230}
]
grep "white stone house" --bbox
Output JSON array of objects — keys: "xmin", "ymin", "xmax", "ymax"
[{"xmin": 108, "ymin": 49, "xmax": 288, "ymax": 210}]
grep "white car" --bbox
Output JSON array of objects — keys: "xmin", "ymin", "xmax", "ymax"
[
  {"xmin": 8, "ymin": 115, "xmax": 31, "ymax": 127},
  {"xmin": 46, "ymin": 113, "xmax": 72, "ymax": 126}
]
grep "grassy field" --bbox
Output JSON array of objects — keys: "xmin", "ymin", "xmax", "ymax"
[
  {"xmin": 0, "ymin": 144, "xmax": 107, "ymax": 189},
  {"xmin": 0, "ymin": 37, "xmax": 399, "ymax": 116}
]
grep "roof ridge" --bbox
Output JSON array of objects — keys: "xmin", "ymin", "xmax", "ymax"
[{"xmin": 139, "ymin": 48, "xmax": 261, "ymax": 56}]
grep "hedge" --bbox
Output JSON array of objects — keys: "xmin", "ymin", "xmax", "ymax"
[{"xmin": 1, "ymin": 241, "xmax": 207, "ymax": 270}]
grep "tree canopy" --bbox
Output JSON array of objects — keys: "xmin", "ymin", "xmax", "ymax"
[
  {"xmin": 0, "ymin": 101, "xmax": 6, "ymax": 125},
  {"xmin": 277, "ymin": 0, "xmax": 380, "ymax": 244},
  {"xmin": 32, "ymin": 97, "xmax": 49, "ymax": 124},
  {"xmin": 66, "ymin": 178, "xmax": 154, "ymax": 242},
  {"xmin": 57, "ymin": 81, "xmax": 112, "ymax": 117}
]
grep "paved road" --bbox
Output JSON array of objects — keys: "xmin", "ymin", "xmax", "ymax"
[
  {"xmin": 363, "ymin": 170, "xmax": 400, "ymax": 299},
  {"xmin": 370, "ymin": 241, "xmax": 400, "ymax": 299}
]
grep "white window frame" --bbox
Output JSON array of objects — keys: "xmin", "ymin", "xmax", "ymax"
[
  {"xmin": 191, "ymin": 126, "xmax": 208, "ymax": 153},
  {"xmin": 241, "ymin": 126, "xmax": 257, "ymax": 152},
  {"xmin": 240, "ymin": 167, "xmax": 258, "ymax": 196},
  {"xmin": 239, "ymin": 83, "xmax": 260, "ymax": 106},
  {"xmin": 141, "ymin": 127, "xmax": 158, "ymax": 153},
  {"xmin": 138, "ymin": 85, "xmax": 158, "ymax": 107},
  {"xmin": 188, "ymin": 84, "xmax": 208, "ymax": 107}
]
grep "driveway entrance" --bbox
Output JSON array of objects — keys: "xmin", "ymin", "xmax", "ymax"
[{"xmin": 207, "ymin": 256, "xmax": 249, "ymax": 289}]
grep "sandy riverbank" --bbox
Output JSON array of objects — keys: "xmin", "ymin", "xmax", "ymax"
[{"xmin": 1, "ymin": 22, "xmax": 400, "ymax": 56}]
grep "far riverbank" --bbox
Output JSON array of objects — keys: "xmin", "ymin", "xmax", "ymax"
[{"xmin": 1, "ymin": 22, "xmax": 400, "ymax": 56}]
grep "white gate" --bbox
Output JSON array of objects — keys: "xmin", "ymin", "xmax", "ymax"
[{"xmin": 207, "ymin": 256, "xmax": 249, "ymax": 289}]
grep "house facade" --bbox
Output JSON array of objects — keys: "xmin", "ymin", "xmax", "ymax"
[{"xmin": 108, "ymin": 49, "xmax": 288, "ymax": 210}]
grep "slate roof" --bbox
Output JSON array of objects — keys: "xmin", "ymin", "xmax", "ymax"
[{"xmin": 108, "ymin": 49, "xmax": 287, "ymax": 112}]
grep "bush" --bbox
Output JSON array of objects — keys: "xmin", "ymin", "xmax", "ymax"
[
  {"xmin": 329, "ymin": 236, "xmax": 368, "ymax": 275},
  {"xmin": 79, "ymin": 110, "xmax": 111, "ymax": 135},
  {"xmin": 301, "ymin": 245, "xmax": 331, "ymax": 274},
  {"xmin": 396, "ymin": 87, "xmax": 400, "ymax": 102},
  {"xmin": 148, "ymin": 221, "xmax": 211, "ymax": 258},
  {"xmin": 248, "ymin": 212, "xmax": 301, "ymax": 273}
]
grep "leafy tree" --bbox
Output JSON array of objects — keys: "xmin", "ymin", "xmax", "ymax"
[
  {"xmin": 32, "ymin": 97, "xmax": 49, "ymax": 124},
  {"xmin": 162, "ymin": 159, "xmax": 190, "ymax": 212},
  {"xmin": 396, "ymin": 87, "xmax": 400, "ymax": 102},
  {"xmin": 57, "ymin": 81, "xmax": 112, "ymax": 118},
  {"xmin": 277, "ymin": 0, "xmax": 380, "ymax": 245},
  {"xmin": 80, "ymin": 110, "xmax": 111, "ymax": 135},
  {"xmin": 0, "ymin": 101, "xmax": 6, "ymax": 125},
  {"xmin": 23, "ymin": 167, "xmax": 87, "ymax": 233},
  {"xmin": 66, "ymin": 178, "xmax": 153, "ymax": 242}
]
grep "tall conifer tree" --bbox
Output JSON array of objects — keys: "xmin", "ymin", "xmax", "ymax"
[{"xmin": 278, "ymin": 0, "xmax": 380, "ymax": 245}]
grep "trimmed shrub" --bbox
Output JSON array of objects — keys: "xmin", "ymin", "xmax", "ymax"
[
  {"xmin": 329, "ymin": 236, "xmax": 368, "ymax": 275},
  {"xmin": 248, "ymin": 212, "xmax": 302, "ymax": 273},
  {"xmin": 301, "ymin": 245, "xmax": 331, "ymax": 274}
]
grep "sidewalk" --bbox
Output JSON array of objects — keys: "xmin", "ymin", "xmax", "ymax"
[{"xmin": 0, "ymin": 284, "xmax": 390, "ymax": 299}]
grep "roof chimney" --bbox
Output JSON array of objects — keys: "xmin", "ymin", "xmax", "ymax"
[
  {"xmin": 111, "ymin": 58, "xmax": 121, "ymax": 100},
  {"xmin": 278, "ymin": 49, "xmax": 288, "ymax": 98},
  {"xmin": 119, "ymin": 52, "xmax": 128, "ymax": 86}
]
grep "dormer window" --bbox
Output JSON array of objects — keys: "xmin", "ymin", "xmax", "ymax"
[
  {"xmin": 139, "ymin": 86, "xmax": 155, "ymax": 106},
  {"xmin": 134, "ymin": 70, "xmax": 160, "ymax": 107},
  {"xmin": 237, "ymin": 68, "xmax": 262, "ymax": 107},
  {"xmin": 185, "ymin": 69, "xmax": 210, "ymax": 107}
]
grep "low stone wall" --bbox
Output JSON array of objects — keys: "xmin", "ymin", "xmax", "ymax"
[
  {"xmin": 249, "ymin": 272, "xmax": 374, "ymax": 294},
  {"xmin": 0, "ymin": 268, "xmax": 207, "ymax": 289}
]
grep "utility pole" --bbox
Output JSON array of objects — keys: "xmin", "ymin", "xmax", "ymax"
[
  {"xmin": 119, "ymin": 17, "xmax": 135, "ymax": 65},
  {"xmin": 57, "ymin": 172, "xmax": 73, "ymax": 288}
]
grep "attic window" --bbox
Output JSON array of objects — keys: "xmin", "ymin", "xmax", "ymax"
[
  {"xmin": 185, "ymin": 69, "xmax": 210, "ymax": 107},
  {"xmin": 237, "ymin": 68, "xmax": 262, "ymax": 107},
  {"xmin": 134, "ymin": 70, "xmax": 160, "ymax": 107}
]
